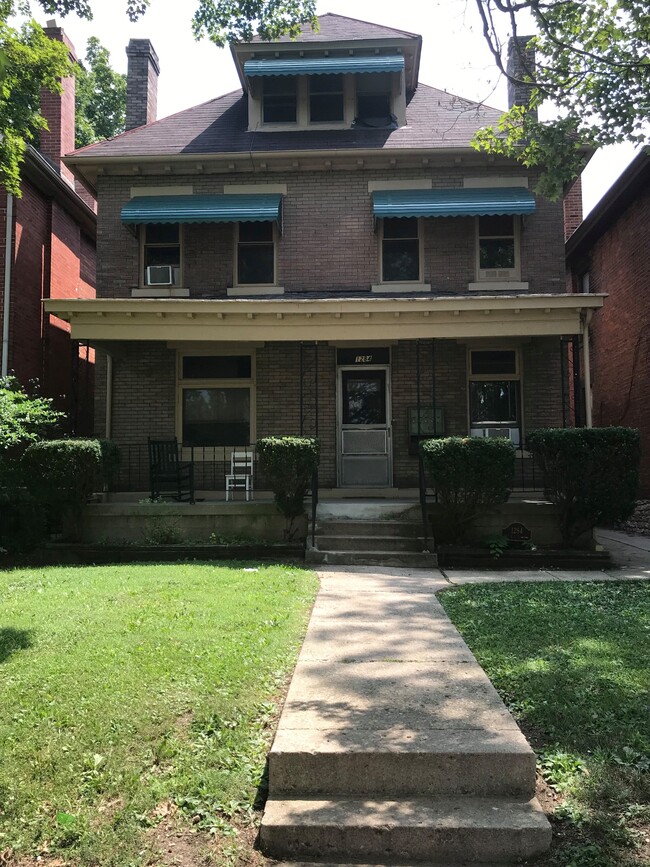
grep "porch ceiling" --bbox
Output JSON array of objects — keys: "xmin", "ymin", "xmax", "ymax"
[{"xmin": 44, "ymin": 294, "xmax": 604, "ymax": 342}]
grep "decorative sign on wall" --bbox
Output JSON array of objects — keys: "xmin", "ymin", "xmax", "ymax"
[{"xmin": 502, "ymin": 522, "xmax": 532, "ymax": 542}]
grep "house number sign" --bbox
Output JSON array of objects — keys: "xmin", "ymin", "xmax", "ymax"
[
  {"xmin": 502, "ymin": 522, "xmax": 532, "ymax": 542},
  {"xmin": 336, "ymin": 348, "xmax": 390, "ymax": 366}
]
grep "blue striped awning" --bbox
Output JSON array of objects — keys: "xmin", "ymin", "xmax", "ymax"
[
  {"xmin": 372, "ymin": 187, "xmax": 536, "ymax": 218},
  {"xmin": 244, "ymin": 55, "xmax": 404, "ymax": 77},
  {"xmin": 121, "ymin": 194, "xmax": 283, "ymax": 225}
]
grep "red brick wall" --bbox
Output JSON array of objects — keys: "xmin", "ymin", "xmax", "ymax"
[
  {"xmin": 40, "ymin": 25, "xmax": 77, "ymax": 187},
  {"xmin": 96, "ymin": 167, "xmax": 566, "ymax": 298},
  {"xmin": 585, "ymin": 183, "xmax": 650, "ymax": 493},
  {"xmin": 563, "ymin": 177, "xmax": 583, "ymax": 242}
]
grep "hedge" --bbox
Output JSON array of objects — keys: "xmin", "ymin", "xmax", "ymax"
[
  {"xmin": 256, "ymin": 436, "xmax": 320, "ymax": 539},
  {"xmin": 421, "ymin": 436, "xmax": 516, "ymax": 543},
  {"xmin": 21, "ymin": 439, "xmax": 120, "ymax": 540},
  {"xmin": 527, "ymin": 427, "xmax": 640, "ymax": 546}
]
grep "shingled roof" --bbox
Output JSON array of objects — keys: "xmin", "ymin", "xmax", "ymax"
[
  {"xmin": 70, "ymin": 85, "xmax": 503, "ymax": 161},
  {"xmin": 250, "ymin": 12, "xmax": 419, "ymax": 43}
]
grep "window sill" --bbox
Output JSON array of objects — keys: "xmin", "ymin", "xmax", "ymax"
[
  {"xmin": 371, "ymin": 283, "xmax": 431, "ymax": 294},
  {"xmin": 227, "ymin": 286, "xmax": 285, "ymax": 297},
  {"xmin": 132, "ymin": 287, "xmax": 190, "ymax": 298},
  {"xmin": 468, "ymin": 281, "xmax": 529, "ymax": 293}
]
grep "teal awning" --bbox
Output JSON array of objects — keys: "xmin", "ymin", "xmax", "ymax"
[
  {"xmin": 121, "ymin": 194, "xmax": 283, "ymax": 225},
  {"xmin": 372, "ymin": 187, "xmax": 536, "ymax": 218},
  {"xmin": 244, "ymin": 55, "xmax": 404, "ymax": 77}
]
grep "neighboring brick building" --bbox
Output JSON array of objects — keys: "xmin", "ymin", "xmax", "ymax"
[
  {"xmin": 46, "ymin": 14, "xmax": 602, "ymax": 493},
  {"xmin": 0, "ymin": 23, "xmax": 96, "ymax": 433},
  {"xmin": 566, "ymin": 148, "xmax": 650, "ymax": 493}
]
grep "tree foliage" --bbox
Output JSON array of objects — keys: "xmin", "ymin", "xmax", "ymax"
[
  {"xmin": 0, "ymin": 11, "xmax": 71, "ymax": 194},
  {"xmin": 471, "ymin": 0, "xmax": 650, "ymax": 196},
  {"xmin": 0, "ymin": 376, "xmax": 63, "ymax": 453},
  {"xmin": 75, "ymin": 36, "xmax": 126, "ymax": 148}
]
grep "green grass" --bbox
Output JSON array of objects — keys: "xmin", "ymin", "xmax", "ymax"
[
  {"xmin": 0, "ymin": 562, "xmax": 318, "ymax": 865},
  {"xmin": 440, "ymin": 581, "xmax": 650, "ymax": 867}
]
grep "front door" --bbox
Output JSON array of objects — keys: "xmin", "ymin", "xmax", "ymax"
[{"xmin": 338, "ymin": 366, "xmax": 392, "ymax": 487}]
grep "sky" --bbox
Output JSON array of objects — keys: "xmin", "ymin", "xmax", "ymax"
[{"xmin": 32, "ymin": 0, "xmax": 642, "ymax": 215}]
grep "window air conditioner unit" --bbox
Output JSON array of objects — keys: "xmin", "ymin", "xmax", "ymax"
[
  {"xmin": 146, "ymin": 265, "xmax": 173, "ymax": 286},
  {"xmin": 470, "ymin": 427, "xmax": 521, "ymax": 447}
]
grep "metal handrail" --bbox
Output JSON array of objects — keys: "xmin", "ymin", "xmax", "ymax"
[
  {"xmin": 418, "ymin": 455, "xmax": 430, "ymax": 553},
  {"xmin": 311, "ymin": 468, "xmax": 319, "ymax": 549}
]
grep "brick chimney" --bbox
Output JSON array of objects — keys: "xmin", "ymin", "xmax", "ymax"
[
  {"xmin": 125, "ymin": 39, "xmax": 160, "ymax": 130},
  {"xmin": 563, "ymin": 176, "xmax": 583, "ymax": 241},
  {"xmin": 507, "ymin": 35, "xmax": 537, "ymax": 119},
  {"xmin": 40, "ymin": 20, "xmax": 77, "ymax": 186}
]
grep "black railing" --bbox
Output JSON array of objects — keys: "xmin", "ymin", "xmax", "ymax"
[
  {"xmin": 311, "ymin": 468, "xmax": 319, "ymax": 548},
  {"xmin": 109, "ymin": 443, "xmax": 257, "ymax": 497},
  {"xmin": 418, "ymin": 455, "xmax": 432, "ymax": 553}
]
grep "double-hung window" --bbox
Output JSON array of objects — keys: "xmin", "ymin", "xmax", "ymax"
[
  {"xmin": 143, "ymin": 224, "xmax": 181, "ymax": 286},
  {"xmin": 356, "ymin": 73, "xmax": 393, "ymax": 127},
  {"xmin": 236, "ymin": 222, "xmax": 276, "ymax": 286},
  {"xmin": 381, "ymin": 217, "xmax": 421, "ymax": 283},
  {"xmin": 263, "ymin": 77, "xmax": 297, "ymax": 124},
  {"xmin": 179, "ymin": 354, "xmax": 253, "ymax": 447},
  {"xmin": 469, "ymin": 349, "xmax": 521, "ymax": 445},
  {"xmin": 310, "ymin": 74, "xmax": 344, "ymax": 122},
  {"xmin": 476, "ymin": 215, "xmax": 520, "ymax": 281}
]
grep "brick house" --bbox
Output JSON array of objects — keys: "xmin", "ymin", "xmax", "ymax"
[
  {"xmin": 567, "ymin": 148, "xmax": 650, "ymax": 494},
  {"xmin": 45, "ymin": 14, "xmax": 602, "ymax": 497},
  {"xmin": 0, "ymin": 23, "xmax": 96, "ymax": 433}
]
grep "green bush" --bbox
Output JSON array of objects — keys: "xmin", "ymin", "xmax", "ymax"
[
  {"xmin": 421, "ymin": 436, "xmax": 516, "ymax": 543},
  {"xmin": 21, "ymin": 439, "xmax": 120, "ymax": 540},
  {"xmin": 256, "ymin": 436, "xmax": 320, "ymax": 539},
  {"xmin": 527, "ymin": 427, "xmax": 640, "ymax": 546}
]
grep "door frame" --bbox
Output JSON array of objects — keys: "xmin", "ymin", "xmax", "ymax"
[{"xmin": 336, "ymin": 363, "xmax": 393, "ymax": 488}]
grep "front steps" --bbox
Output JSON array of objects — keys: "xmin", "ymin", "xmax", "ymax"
[
  {"xmin": 306, "ymin": 506, "xmax": 437, "ymax": 568},
  {"xmin": 260, "ymin": 569, "xmax": 551, "ymax": 865}
]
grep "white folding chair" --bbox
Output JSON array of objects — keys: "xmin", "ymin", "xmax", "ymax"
[{"xmin": 225, "ymin": 450, "xmax": 254, "ymax": 501}]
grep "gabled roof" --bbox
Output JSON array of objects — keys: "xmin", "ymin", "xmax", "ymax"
[
  {"xmin": 68, "ymin": 84, "xmax": 504, "ymax": 162},
  {"xmin": 249, "ymin": 12, "xmax": 419, "ymax": 43}
]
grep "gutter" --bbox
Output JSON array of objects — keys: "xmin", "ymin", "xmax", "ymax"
[{"xmin": 1, "ymin": 193, "xmax": 13, "ymax": 377}]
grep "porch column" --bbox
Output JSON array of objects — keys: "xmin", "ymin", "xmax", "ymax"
[{"xmin": 583, "ymin": 312, "xmax": 593, "ymax": 428}]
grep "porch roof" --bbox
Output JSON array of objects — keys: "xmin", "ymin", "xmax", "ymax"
[
  {"xmin": 121, "ymin": 194, "xmax": 283, "ymax": 225},
  {"xmin": 243, "ymin": 55, "xmax": 405, "ymax": 77},
  {"xmin": 45, "ymin": 294, "xmax": 604, "ymax": 343},
  {"xmin": 372, "ymin": 187, "xmax": 536, "ymax": 218}
]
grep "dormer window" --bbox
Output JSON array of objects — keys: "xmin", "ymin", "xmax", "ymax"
[
  {"xmin": 310, "ymin": 74, "xmax": 344, "ymax": 122},
  {"xmin": 355, "ymin": 73, "xmax": 394, "ymax": 128},
  {"xmin": 263, "ymin": 77, "xmax": 297, "ymax": 124}
]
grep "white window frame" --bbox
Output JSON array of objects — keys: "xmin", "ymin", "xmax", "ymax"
[
  {"xmin": 140, "ymin": 224, "xmax": 183, "ymax": 289},
  {"xmin": 233, "ymin": 222, "xmax": 279, "ymax": 289},
  {"xmin": 475, "ymin": 215, "xmax": 521, "ymax": 282},
  {"xmin": 467, "ymin": 347, "xmax": 522, "ymax": 446},
  {"xmin": 378, "ymin": 216, "xmax": 424, "ymax": 285},
  {"xmin": 176, "ymin": 349, "xmax": 256, "ymax": 453}
]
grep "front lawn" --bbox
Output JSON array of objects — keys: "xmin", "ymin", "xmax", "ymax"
[
  {"xmin": 0, "ymin": 562, "xmax": 317, "ymax": 866},
  {"xmin": 440, "ymin": 581, "xmax": 650, "ymax": 867}
]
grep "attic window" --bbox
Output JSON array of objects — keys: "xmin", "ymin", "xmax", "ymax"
[
  {"xmin": 355, "ymin": 72, "xmax": 394, "ymax": 128},
  {"xmin": 263, "ymin": 77, "xmax": 297, "ymax": 124},
  {"xmin": 310, "ymin": 74, "xmax": 344, "ymax": 122}
]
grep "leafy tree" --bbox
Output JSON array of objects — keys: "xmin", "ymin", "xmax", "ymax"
[
  {"xmin": 0, "ymin": 11, "xmax": 71, "ymax": 194},
  {"xmin": 0, "ymin": 376, "xmax": 63, "ymax": 453},
  {"xmin": 75, "ymin": 37, "xmax": 126, "ymax": 148},
  {"xmin": 470, "ymin": 0, "xmax": 650, "ymax": 197}
]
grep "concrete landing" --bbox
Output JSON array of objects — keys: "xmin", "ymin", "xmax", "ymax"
[{"xmin": 260, "ymin": 567, "xmax": 551, "ymax": 864}]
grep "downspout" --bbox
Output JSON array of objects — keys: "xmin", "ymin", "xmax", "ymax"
[
  {"xmin": 1, "ymin": 193, "xmax": 14, "ymax": 377},
  {"xmin": 582, "ymin": 310, "xmax": 593, "ymax": 428},
  {"xmin": 105, "ymin": 353, "xmax": 113, "ymax": 439}
]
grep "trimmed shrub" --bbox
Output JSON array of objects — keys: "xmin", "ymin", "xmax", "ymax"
[
  {"xmin": 527, "ymin": 427, "xmax": 640, "ymax": 546},
  {"xmin": 21, "ymin": 439, "xmax": 120, "ymax": 540},
  {"xmin": 256, "ymin": 436, "xmax": 320, "ymax": 539},
  {"xmin": 421, "ymin": 436, "xmax": 516, "ymax": 543}
]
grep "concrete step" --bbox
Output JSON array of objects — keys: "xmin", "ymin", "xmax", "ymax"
[
  {"xmin": 314, "ymin": 520, "xmax": 422, "ymax": 537},
  {"xmin": 268, "ymin": 728, "xmax": 536, "ymax": 799},
  {"xmin": 260, "ymin": 796, "xmax": 551, "ymax": 864},
  {"xmin": 305, "ymin": 549, "xmax": 438, "ymax": 568},
  {"xmin": 315, "ymin": 535, "xmax": 425, "ymax": 553}
]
